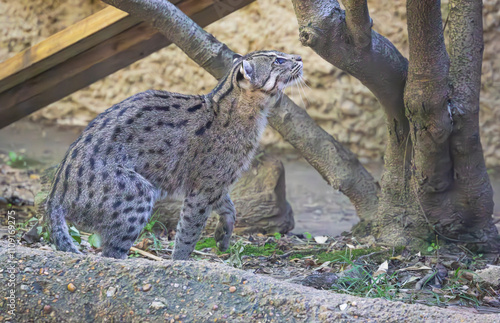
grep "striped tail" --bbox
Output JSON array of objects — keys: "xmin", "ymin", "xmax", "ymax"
[{"xmin": 47, "ymin": 206, "xmax": 81, "ymax": 254}]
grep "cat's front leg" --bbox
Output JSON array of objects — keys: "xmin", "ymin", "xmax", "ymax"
[
  {"xmin": 172, "ymin": 194, "xmax": 213, "ymax": 260},
  {"xmin": 213, "ymin": 194, "xmax": 236, "ymax": 252}
]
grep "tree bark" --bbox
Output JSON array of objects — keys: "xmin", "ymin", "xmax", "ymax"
[{"xmin": 101, "ymin": 0, "xmax": 380, "ymax": 220}]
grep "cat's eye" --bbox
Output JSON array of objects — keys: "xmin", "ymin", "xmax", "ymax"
[{"xmin": 274, "ymin": 57, "xmax": 286, "ymax": 65}]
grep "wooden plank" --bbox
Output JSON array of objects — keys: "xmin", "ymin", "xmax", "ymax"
[
  {"xmin": 0, "ymin": 0, "xmax": 254, "ymax": 128},
  {"xmin": 0, "ymin": 1, "xmax": 181, "ymax": 93}
]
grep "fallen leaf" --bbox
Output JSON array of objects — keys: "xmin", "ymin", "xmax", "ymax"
[
  {"xmin": 373, "ymin": 260, "xmax": 388, "ymax": 277},
  {"xmin": 314, "ymin": 236, "xmax": 328, "ymax": 244}
]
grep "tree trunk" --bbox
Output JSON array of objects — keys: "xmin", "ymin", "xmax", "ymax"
[
  {"xmin": 292, "ymin": 0, "xmax": 499, "ymax": 253},
  {"xmin": 101, "ymin": 0, "xmax": 499, "ymax": 253}
]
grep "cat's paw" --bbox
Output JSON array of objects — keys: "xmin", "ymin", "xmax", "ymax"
[{"xmin": 215, "ymin": 219, "xmax": 233, "ymax": 252}]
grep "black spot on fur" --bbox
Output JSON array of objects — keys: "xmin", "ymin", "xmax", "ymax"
[
  {"xmin": 135, "ymin": 112, "xmax": 143, "ymax": 119},
  {"xmin": 102, "ymin": 172, "xmax": 109, "ymax": 180},
  {"xmin": 187, "ymin": 104, "xmax": 203, "ymax": 112},
  {"xmin": 88, "ymin": 174, "xmax": 95, "ymax": 187},
  {"xmin": 112, "ymin": 127, "xmax": 121, "ymax": 140},
  {"xmin": 124, "ymin": 207, "xmax": 133, "ymax": 213},
  {"xmin": 178, "ymin": 120, "xmax": 188, "ymax": 127},
  {"xmin": 71, "ymin": 148, "xmax": 78, "ymax": 159},
  {"xmin": 126, "ymin": 118, "xmax": 135, "ymax": 125},
  {"xmin": 157, "ymin": 120, "xmax": 164, "ymax": 126},
  {"xmin": 128, "ymin": 217, "xmax": 137, "ymax": 223},
  {"xmin": 144, "ymin": 126, "xmax": 152, "ymax": 132},
  {"xmin": 199, "ymin": 208, "xmax": 206, "ymax": 214},
  {"xmin": 78, "ymin": 166, "xmax": 84, "ymax": 177},
  {"xmin": 103, "ymin": 185, "xmax": 111, "ymax": 194},
  {"xmin": 118, "ymin": 107, "xmax": 128, "ymax": 117},
  {"xmin": 137, "ymin": 206, "xmax": 145, "ymax": 213},
  {"xmin": 127, "ymin": 226, "xmax": 135, "ymax": 233},
  {"xmin": 112, "ymin": 211, "xmax": 120, "ymax": 219},
  {"xmin": 126, "ymin": 134, "xmax": 134, "ymax": 143},
  {"xmin": 118, "ymin": 182, "xmax": 126, "ymax": 190},
  {"xmin": 89, "ymin": 157, "xmax": 95, "ymax": 170},
  {"xmin": 164, "ymin": 139, "xmax": 171, "ymax": 147},
  {"xmin": 142, "ymin": 106, "xmax": 153, "ymax": 111},
  {"xmin": 125, "ymin": 195, "xmax": 134, "ymax": 202},
  {"xmin": 100, "ymin": 118, "xmax": 110, "ymax": 130},
  {"xmin": 106, "ymin": 146, "xmax": 113, "ymax": 155},
  {"xmin": 112, "ymin": 201, "xmax": 122, "ymax": 209},
  {"xmin": 84, "ymin": 134, "xmax": 93, "ymax": 143},
  {"xmin": 154, "ymin": 106, "xmax": 170, "ymax": 111},
  {"xmin": 116, "ymin": 169, "xmax": 122, "ymax": 176}
]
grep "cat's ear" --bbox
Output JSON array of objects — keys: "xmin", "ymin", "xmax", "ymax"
[
  {"xmin": 232, "ymin": 53, "xmax": 242, "ymax": 63},
  {"xmin": 240, "ymin": 60, "xmax": 253, "ymax": 82}
]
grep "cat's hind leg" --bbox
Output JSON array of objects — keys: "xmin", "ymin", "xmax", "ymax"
[{"xmin": 99, "ymin": 167, "xmax": 158, "ymax": 259}]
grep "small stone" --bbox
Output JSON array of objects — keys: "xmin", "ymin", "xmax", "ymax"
[
  {"xmin": 67, "ymin": 283, "xmax": 76, "ymax": 293},
  {"xmin": 173, "ymin": 283, "xmax": 179, "ymax": 288},
  {"xmin": 229, "ymin": 286, "xmax": 236, "ymax": 293},
  {"xmin": 142, "ymin": 284, "xmax": 152, "ymax": 292},
  {"xmin": 43, "ymin": 305, "xmax": 52, "ymax": 314},
  {"xmin": 212, "ymin": 304, "xmax": 218, "ymax": 310},
  {"xmin": 106, "ymin": 287, "xmax": 117, "ymax": 297},
  {"xmin": 20, "ymin": 284, "xmax": 29, "ymax": 291},
  {"xmin": 150, "ymin": 301, "xmax": 166, "ymax": 309}
]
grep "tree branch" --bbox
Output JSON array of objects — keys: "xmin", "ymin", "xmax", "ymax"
[
  {"xmin": 448, "ymin": 0, "xmax": 494, "ymax": 229},
  {"xmin": 101, "ymin": 0, "xmax": 380, "ymax": 219},
  {"xmin": 343, "ymin": 0, "xmax": 372, "ymax": 48},
  {"xmin": 291, "ymin": 0, "xmax": 408, "ymax": 128}
]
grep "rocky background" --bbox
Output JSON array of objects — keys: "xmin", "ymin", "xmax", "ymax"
[{"xmin": 1, "ymin": 0, "xmax": 499, "ymax": 166}]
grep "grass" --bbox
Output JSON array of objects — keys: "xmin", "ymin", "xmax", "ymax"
[
  {"xmin": 291, "ymin": 247, "xmax": 385, "ymax": 263},
  {"xmin": 195, "ymin": 237, "xmax": 283, "ymax": 257}
]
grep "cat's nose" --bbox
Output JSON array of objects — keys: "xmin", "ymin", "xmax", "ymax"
[{"xmin": 294, "ymin": 55, "xmax": 302, "ymax": 62}]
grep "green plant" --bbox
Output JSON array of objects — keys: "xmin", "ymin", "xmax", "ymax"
[
  {"xmin": 226, "ymin": 240, "xmax": 245, "ymax": 268},
  {"xmin": 37, "ymin": 225, "xmax": 51, "ymax": 242},
  {"xmin": 330, "ymin": 257, "xmax": 401, "ymax": 301},
  {"xmin": 6, "ymin": 151, "xmax": 26, "ymax": 167},
  {"xmin": 427, "ymin": 242, "xmax": 440, "ymax": 253},
  {"xmin": 88, "ymin": 234, "xmax": 102, "ymax": 248},
  {"xmin": 273, "ymin": 232, "xmax": 282, "ymax": 240},
  {"xmin": 69, "ymin": 225, "xmax": 81, "ymax": 245},
  {"xmin": 18, "ymin": 217, "xmax": 38, "ymax": 229},
  {"xmin": 129, "ymin": 250, "xmax": 141, "ymax": 258},
  {"xmin": 138, "ymin": 211, "xmax": 167, "ymax": 252}
]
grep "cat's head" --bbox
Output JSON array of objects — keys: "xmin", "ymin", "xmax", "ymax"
[{"xmin": 233, "ymin": 50, "xmax": 303, "ymax": 94}]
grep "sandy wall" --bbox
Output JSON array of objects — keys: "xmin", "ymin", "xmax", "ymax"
[{"xmin": 1, "ymin": 0, "xmax": 499, "ymax": 166}]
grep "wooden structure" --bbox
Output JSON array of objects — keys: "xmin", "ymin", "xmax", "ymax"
[{"xmin": 0, "ymin": 0, "xmax": 254, "ymax": 129}]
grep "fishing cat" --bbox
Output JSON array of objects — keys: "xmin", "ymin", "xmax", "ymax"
[{"xmin": 45, "ymin": 50, "xmax": 303, "ymax": 260}]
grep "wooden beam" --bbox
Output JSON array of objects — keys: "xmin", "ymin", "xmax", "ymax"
[{"xmin": 0, "ymin": 0, "xmax": 254, "ymax": 128}]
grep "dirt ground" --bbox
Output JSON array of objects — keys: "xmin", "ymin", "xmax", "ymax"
[{"xmin": 1, "ymin": 120, "xmax": 500, "ymax": 319}]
